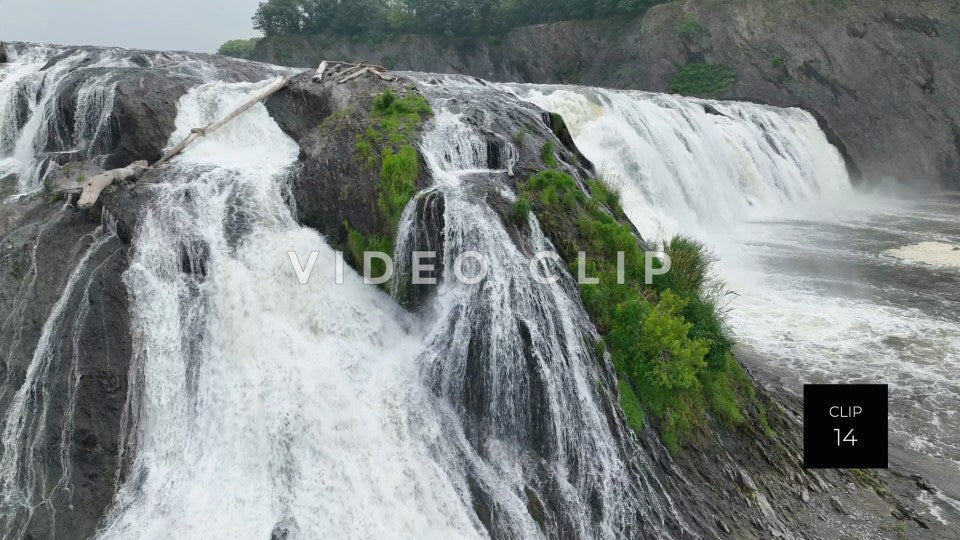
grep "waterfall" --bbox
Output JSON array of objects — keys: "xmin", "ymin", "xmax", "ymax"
[
  {"xmin": 2, "ymin": 44, "xmax": 902, "ymax": 538},
  {"xmin": 511, "ymin": 86, "xmax": 853, "ymax": 239},
  {"xmin": 0, "ymin": 43, "xmax": 266, "ymax": 196},
  {"xmin": 396, "ymin": 84, "xmax": 689, "ymax": 538},
  {"xmin": 95, "ymin": 81, "xmax": 481, "ymax": 538}
]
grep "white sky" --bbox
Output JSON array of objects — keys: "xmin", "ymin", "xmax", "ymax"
[{"xmin": 0, "ymin": 0, "xmax": 264, "ymax": 53}]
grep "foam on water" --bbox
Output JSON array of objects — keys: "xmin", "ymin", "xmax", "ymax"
[
  {"xmin": 886, "ymin": 241, "xmax": 960, "ymax": 268},
  {"xmin": 95, "ymin": 81, "xmax": 481, "ymax": 538},
  {"xmin": 514, "ymin": 85, "xmax": 960, "ymax": 512}
]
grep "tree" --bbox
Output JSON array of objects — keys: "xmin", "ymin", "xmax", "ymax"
[
  {"xmin": 252, "ymin": 0, "xmax": 304, "ymax": 36},
  {"xmin": 217, "ymin": 38, "xmax": 261, "ymax": 59}
]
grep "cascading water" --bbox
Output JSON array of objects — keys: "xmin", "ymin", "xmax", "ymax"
[
  {"xmin": 514, "ymin": 85, "xmax": 852, "ymax": 239},
  {"xmin": 95, "ymin": 81, "xmax": 484, "ymax": 538},
  {"xmin": 504, "ymin": 83, "xmax": 960, "ymax": 517},
  {"xmin": 3, "ymin": 39, "xmax": 958, "ymax": 536},
  {"xmin": 0, "ymin": 43, "xmax": 272, "ymax": 196},
  {"xmin": 392, "ymin": 95, "xmax": 688, "ymax": 537}
]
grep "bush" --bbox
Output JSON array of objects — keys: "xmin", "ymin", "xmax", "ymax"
[
  {"xmin": 517, "ymin": 168, "xmax": 756, "ymax": 449},
  {"xmin": 677, "ymin": 14, "xmax": 705, "ymax": 40},
  {"xmin": 217, "ymin": 38, "xmax": 261, "ymax": 59},
  {"xmin": 540, "ymin": 141, "xmax": 558, "ymax": 168},
  {"xmin": 668, "ymin": 63, "xmax": 738, "ymax": 98}
]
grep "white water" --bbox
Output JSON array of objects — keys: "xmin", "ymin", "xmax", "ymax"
[
  {"xmin": 512, "ymin": 84, "xmax": 960, "ymax": 515},
  {"xmin": 96, "ymin": 82, "xmax": 484, "ymax": 538},
  {"xmin": 0, "ymin": 43, "xmax": 259, "ymax": 195},
  {"xmin": 396, "ymin": 102, "xmax": 686, "ymax": 537}
]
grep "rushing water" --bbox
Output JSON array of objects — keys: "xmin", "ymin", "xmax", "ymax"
[
  {"xmin": 94, "ymin": 81, "xmax": 485, "ymax": 538},
  {"xmin": 4, "ymin": 40, "xmax": 960, "ymax": 536},
  {"xmin": 513, "ymin": 84, "xmax": 960, "ymax": 522},
  {"xmin": 395, "ymin": 93, "xmax": 687, "ymax": 537}
]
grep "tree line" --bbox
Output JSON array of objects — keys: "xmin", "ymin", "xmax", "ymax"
[{"xmin": 252, "ymin": 0, "xmax": 666, "ymax": 37}]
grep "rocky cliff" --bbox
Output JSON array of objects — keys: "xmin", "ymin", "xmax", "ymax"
[{"xmin": 252, "ymin": 0, "xmax": 960, "ymax": 189}]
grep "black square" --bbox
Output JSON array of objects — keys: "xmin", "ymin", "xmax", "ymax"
[{"xmin": 803, "ymin": 384, "xmax": 888, "ymax": 468}]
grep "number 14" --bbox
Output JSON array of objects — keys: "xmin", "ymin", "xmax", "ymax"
[{"xmin": 834, "ymin": 428, "xmax": 857, "ymax": 446}]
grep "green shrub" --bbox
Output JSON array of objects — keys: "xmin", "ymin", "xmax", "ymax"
[
  {"xmin": 379, "ymin": 145, "xmax": 420, "ymax": 230},
  {"xmin": 517, "ymin": 168, "xmax": 758, "ymax": 449},
  {"xmin": 216, "ymin": 38, "xmax": 261, "ymax": 59},
  {"xmin": 678, "ymin": 14, "xmax": 705, "ymax": 40},
  {"xmin": 541, "ymin": 141, "xmax": 558, "ymax": 168},
  {"xmin": 668, "ymin": 63, "xmax": 738, "ymax": 98}
]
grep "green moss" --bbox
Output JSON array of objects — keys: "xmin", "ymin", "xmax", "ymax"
[
  {"xmin": 512, "ymin": 195, "xmax": 533, "ymax": 225},
  {"xmin": 340, "ymin": 90, "xmax": 433, "ymax": 295},
  {"xmin": 678, "ymin": 14, "xmax": 705, "ymax": 40},
  {"xmin": 379, "ymin": 145, "xmax": 420, "ymax": 231},
  {"xmin": 353, "ymin": 89, "xmax": 433, "ymax": 240},
  {"xmin": 517, "ymin": 168, "xmax": 761, "ymax": 449},
  {"xmin": 668, "ymin": 63, "xmax": 738, "ymax": 98},
  {"xmin": 772, "ymin": 55, "xmax": 785, "ymax": 69},
  {"xmin": 618, "ymin": 377, "xmax": 646, "ymax": 433},
  {"xmin": 345, "ymin": 221, "xmax": 392, "ymax": 278},
  {"xmin": 540, "ymin": 142, "xmax": 558, "ymax": 168}
]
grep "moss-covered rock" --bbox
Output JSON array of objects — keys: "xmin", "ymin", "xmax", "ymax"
[{"xmin": 265, "ymin": 73, "xmax": 433, "ymax": 273}]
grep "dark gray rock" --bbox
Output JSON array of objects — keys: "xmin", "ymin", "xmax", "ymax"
[
  {"xmin": 0, "ymin": 197, "xmax": 131, "ymax": 539},
  {"xmin": 20, "ymin": 43, "xmax": 282, "ymax": 174},
  {"xmin": 264, "ymin": 71, "xmax": 434, "ymax": 262}
]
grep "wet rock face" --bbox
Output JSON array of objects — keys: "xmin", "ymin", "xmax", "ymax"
[
  {"xmin": 251, "ymin": 0, "xmax": 960, "ymax": 190},
  {"xmin": 0, "ymin": 198, "xmax": 131, "ymax": 539},
  {"xmin": 16, "ymin": 43, "xmax": 280, "ymax": 174},
  {"xmin": 265, "ymin": 71, "xmax": 436, "ymax": 258}
]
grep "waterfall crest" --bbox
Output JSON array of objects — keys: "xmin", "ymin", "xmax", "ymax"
[{"xmin": 513, "ymin": 85, "xmax": 853, "ymax": 239}]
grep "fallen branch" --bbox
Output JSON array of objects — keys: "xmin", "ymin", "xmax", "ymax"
[
  {"xmin": 335, "ymin": 65, "xmax": 367, "ymax": 83},
  {"xmin": 152, "ymin": 75, "xmax": 289, "ymax": 168},
  {"xmin": 323, "ymin": 60, "xmax": 387, "ymax": 71},
  {"xmin": 338, "ymin": 67, "xmax": 373, "ymax": 84},
  {"xmin": 70, "ymin": 76, "xmax": 292, "ymax": 209},
  {"xmin": 77, "ymin": 161, "xmax": 148, "ymax": 208}
]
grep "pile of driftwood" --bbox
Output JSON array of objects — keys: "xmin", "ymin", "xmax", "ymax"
[
  {"xmin": 312, "ymin": 60, "xmax": 396, "ymax": 84},
  {"xmin": 64, "ymin": 58, "xmax": 398, "ymax": 209}
]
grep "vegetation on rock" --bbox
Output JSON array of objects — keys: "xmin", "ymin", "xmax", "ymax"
[
  {"xmin": 514, "ymin": 167, "xmax": 760, "ymax": 450},
  {"xmin": 668, "ymin": 62, "xmax": 738, "ymax": 98},
  {"xmin": 345, "ymin": 90, "xmax": 432, "ymax": 274}
]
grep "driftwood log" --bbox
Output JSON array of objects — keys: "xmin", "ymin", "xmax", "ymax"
[
  {"xmin": 67, "ymin": 60, "xmax": 396, "ymax": 209},
  {"xmin": 313, "ymin": 60, "xmax": 396, "ymax": 84},
  {"xmin": 64, "ymin": 76, "xmax": 291, "ymax": 208},
  {"xmin": 153, "ymin": 75, "xmax": 290, "ymax": 168},
  {"xmin": 77, "ymin": 160, "xmax": 148, "ymax": 208}
]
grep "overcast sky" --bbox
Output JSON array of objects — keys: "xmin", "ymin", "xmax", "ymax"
[{"xmin": 0, "ymin": 0, "xmax": 264, "ymax": 53}]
